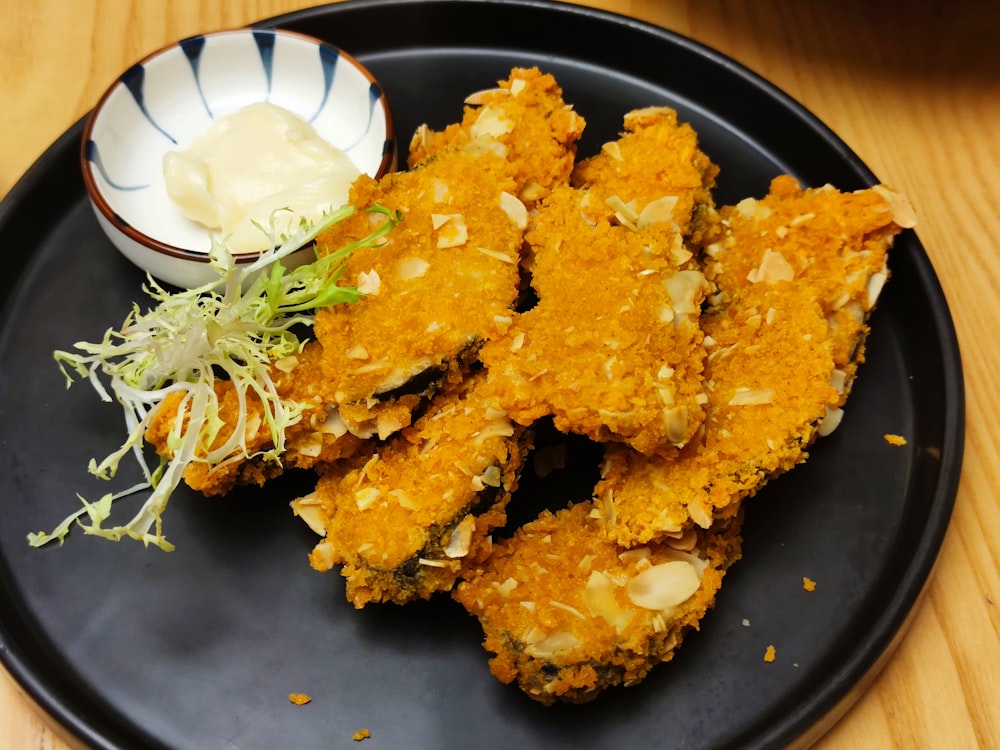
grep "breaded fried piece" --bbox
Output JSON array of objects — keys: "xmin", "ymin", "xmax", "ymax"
[
  {"xmin": 705, "ymin": 175, "xmax": 915, "ymax": 396},
  {"xmin": 144, "ymin": 340, "xmax": 369, "ymax": 497},
  {"xmin": 480, "ymin": 182, "xmax": 710, "ymax": 453},
  {"xmin": 597, "ymin": 282, "xmax": 839, "ymax": 545},
  {"xmin": 304, "ymin": 370, "xmax": 531, "ymax": 607},
  {"xmin": 145, "ymin": 70, "xmax": 551, "ymax": 497},
  {"xmin": 453, "ymin": 500, "xmax": 742, "ymax": 704},
  {"xmin": 408, "ymin": 67, "xmax": 586, "ymax": 207},
  {"xmin": 148, "ymin": 149, "xmax": 525, "ymax": 496},
  {"xmin": 313, "ymin": 147, "xmax": 525, "ymax": 409},
  {"xmin": 571, "ymin": 106, "xmax": 721, "ymax": 249},
  {"xmin": 479, "ymin": 107, "xmax": 723, "ymax": 454},
  {"xmin": 597, "ymin": 178, "xmax": 912, "ymax": 544}
]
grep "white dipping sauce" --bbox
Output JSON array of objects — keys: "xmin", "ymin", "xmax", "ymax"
[{"xmin": 162, "ymin": 102, "xmax": 362, "ymax": 253}]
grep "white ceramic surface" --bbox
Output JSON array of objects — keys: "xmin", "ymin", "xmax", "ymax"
[{"xmin": 81, "ymin": 28, "xmax": 395, "ymax": 288}]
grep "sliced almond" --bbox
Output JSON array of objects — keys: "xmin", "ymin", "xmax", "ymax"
[
  {"xmin": 524, "ymin": 631, "xmax": 581, "ymax": 659},
  {"xmin": 354, "ymin": 487, "xmax": 380, "ymax": 511},
  {"xmin": 664, "ymin": 270, "xmax": 709, "ymax": 317},
  {"xmin": 872, "ymin": 184, "xmax": 917, "ymax": 228},
  {"xmin": 432, "ymin": 214, "xmax": 469, "ymax": 248},
  {"xmin": 500, "ymin": 191, "xmax": 528, "ymax": 229},
  {"xmin": 290, "ymin": 493, "xmax": 327, "ymax": 536},
  {"xmin": 396, "ymin": 256, "xmax": 430, "ymax": 280},
  {"xmin": 357, "ymin": 269, "xmax": 381, "ymax": 295},
  {"xmin": 443, "ymin": 515, "xmax": 476, "ymax": 559},
  {"xmin": 469, "ymin": 103, "xmax": 513, "ymax": 139},
  {"xmin": 728, "ymin": 388, "xmax": 774, "ymax": 406},
  {"xmin": 583, "ymin": 570, "xmax": 634, "ymax": 633},
  {"xmin": 625, "ymin": 560, "xmax": 701, "ymax": 610},
  {"xmin": 746, "ymin": 250, "xmax": 795, "ymax": 284},
  {"xmin": 637, "ymin": 195, "xmax": 679, "ymax": 229}
]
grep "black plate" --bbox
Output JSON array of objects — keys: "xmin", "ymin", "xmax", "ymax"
[{"xmin": 0, "ymin": 2, "xmax": 964, "ymax": 749}]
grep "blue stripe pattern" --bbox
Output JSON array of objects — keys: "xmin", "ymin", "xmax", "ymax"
[
  {"xmin": 344, "ymin": 82, "xmax": 385, "ymax": 151},
  {"xmin": 311, "ymin": 45, "xmax": 341, "ymax": 123},
  {"xmin": 92, "ymin": 30, "xmax": 390, "ymax": 200},
  {"xmin": 253, "ymin": 31, "xmax": 277, "ymax": 99},
  {"xmin": 85, "ymin": 140, "xmax": 148, "ymax": 191},
  {"xmin": 120, "ymin": 64, "xmax": 177, "ymax": 144},
  {"xmin": 179, "ymin": 35, "xmax": 211, "ymax": 117}
]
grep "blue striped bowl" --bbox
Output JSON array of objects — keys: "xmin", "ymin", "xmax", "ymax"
[{"xmin": 81, "ymin": 28, "xmax": 396, "ymax": 288}]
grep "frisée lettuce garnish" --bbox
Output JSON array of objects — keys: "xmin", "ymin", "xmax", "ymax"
[{"xmin": 28, "ymin": 204, "xmax": 400, "ymax": 551}]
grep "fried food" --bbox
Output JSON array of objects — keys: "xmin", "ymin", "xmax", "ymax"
[
  {"xmin": 144, "ymin": 68, "xmax": 582, "ymax": 496},
  {"xmin": 313, "ymin": 147, "xmax": 526, "ymax": 407},
  {"xmin": 479, "ymin": 107, "xmax": 720, "ymax": 454},
  {"xmin": 571, "ymin": 106, "xmax": 721, "ymax": 248},
  {"xmin": 597, "ymin": 282, "xmax": 838, "ymax": 544},
  {"xmin": 304, "ymin": 369, "xmax": 531, "ymax": 607},
  {"xmin": 146, "ymin": 140, "xmax": 530, "ymax": 495},
  {"xmin": 408, "ymin": 67, "xmax": 586, "ymax": 207},
  {"xmin": 453, "ymin": 500, "xmax": 742, "ymax": 704},
  {"xmin": 144, "ymin": 340, "xmax": 369, "ymax": 496},
  {"xmin": 140, "ymin": 68, "xmax": 913, "ymax": 710},
  {"xmin": 705, "ymin": 175, "xmax": 915, "ymax": 399},
  {"xmin": 596, "ymin": 178, "xmax": 912, "ymax": 545}
]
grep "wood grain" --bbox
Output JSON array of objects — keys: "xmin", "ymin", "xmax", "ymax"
[{"xmin": 1, "ymin": 1, "xmax": 998, "ymax": 747}]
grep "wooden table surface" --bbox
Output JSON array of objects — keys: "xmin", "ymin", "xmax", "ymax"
[{"xmin": 1, "ymin": 1, "xmax": 997, "ymax": 748}]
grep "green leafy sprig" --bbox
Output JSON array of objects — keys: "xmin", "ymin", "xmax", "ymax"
[{"xmin": 29, "ymin": 204, "xmax": 400, "ymax": 551}]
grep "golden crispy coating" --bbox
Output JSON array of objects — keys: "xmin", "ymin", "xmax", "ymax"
[
  {"xmin": 408, "ymin": 67, "xmax": 586, "ymax": 207},
  {"xmin": 144, "ymin": 341, "xmax": 367, "ymax": 497},
  {"xmin": 152, "ymin": 146, "xmax": 526, "ymax": 496},
  {"xmin": 597, "ymin": 178, "xmax": 910, "ymax": 545},
  {"xmin": 705, "ymin": 175, "xmax": 913, "ymax": 388},
  {"xmin": 479, "ymin": 108, "xmax": 723, "ymax": 454},
  {"xmin": 305, "ymin": 370, "xmax": 531, "ymax": 607},
  {"xmin": 313, "ymin": 148, "xmax": 525, "ymax": 408},
  {"xmin": 453, "ymin": 500, "xmax": 742, "ymax": 704},
  {"xmin": 140, "ymin": 69, "xmax": 912, "ymax": 709},
  {"xmin": 146, "ymin": 70, "xmax": 564, "ymax": 496},
  {"xmin": 480, "ymin": 183, "xmax": 710, "ymax": 453},
  {"xmin": 571, "ymin": 106, "xmax": 721, "ymax": 248},
  {"xmin": 597, "ymin": 282, "xmax": 838, "ymax": 545}
]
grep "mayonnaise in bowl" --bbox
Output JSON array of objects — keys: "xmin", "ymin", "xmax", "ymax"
[{"xmin": 163, "ymin": 102, "xmax": 363, "ymax": 254}]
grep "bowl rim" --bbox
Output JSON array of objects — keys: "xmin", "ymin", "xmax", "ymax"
[{"xmin": 79, "ymin": 26, "xmax": 396, "ymax": 265}]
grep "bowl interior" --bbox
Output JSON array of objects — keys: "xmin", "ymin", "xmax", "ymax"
[{"xmin": 83, "ymin": 29, "xmax": 393, "ymax": 257}]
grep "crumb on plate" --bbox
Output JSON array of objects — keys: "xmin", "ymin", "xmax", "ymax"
[
  {"xmin": 884, "ymin": 433, "xmax": 907, "ymax": 446},
  {"xmin": 764, "ymin": 645, "xmax": 776, "ymax": 663},
  {"xmin": 353, "ymin": 728, "xmax": 372, "ymax": 742},
  {"xmin": 288, "ymin": 693, "xmax": 311, "ymax": 706},
  {"xmin": 802, "ymin": 576, "xmax": 817, "ymax": 592}
]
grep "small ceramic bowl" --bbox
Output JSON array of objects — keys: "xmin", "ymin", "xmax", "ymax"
[{"xmin": 81, "ymin": 28, "xmax": 396, "ymax": 289}]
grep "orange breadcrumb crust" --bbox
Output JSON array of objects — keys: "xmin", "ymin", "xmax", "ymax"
[
  {"xmin": 597, "ymin": 177, "xmax": 909, "ymax": 545},
  {"xmin": 313, "ymin": 147, "xmax": 525, "ymax": 408},
  {"xmin": 454, "ymin": 500, "xmax": 742, "ymax": 704},
  {"xmin": 408, "ymin": 67, "xmax": 586, "ymax": 207},
  {"xmin": 480, "ymin": 108, "xmax": 721, "ymax": 454},
  {"xmin": 706, "ymin": 175, "xmax": 911, "ymax": 387},
  {"xmin": 145, "ymin": 341, "xmax": 368, "ymax": 497},
  {"xmin": 146, "ymin": 69, "xmax": 579, "ymax": 496},
  {"xmin": 598, "ymin": 282, "xmax": 838, "ymax": 545},
  {"xmin": 480, "ymin": 184, "xmax": 710, "ymax": 453},
  {"xmin": 884, "ymin": 433, "xmax": 907, "ymax": 446},
  {"xmin": 136, "ymin": 69, "xmax": 915, "ymax": 710},
  {"xmin": 571, "ymin": 106, "xmax": 721, "ymax": 247},
  {"xmin": 308, "ymin": 370, "xmax": 531, "ymax": 607}
]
